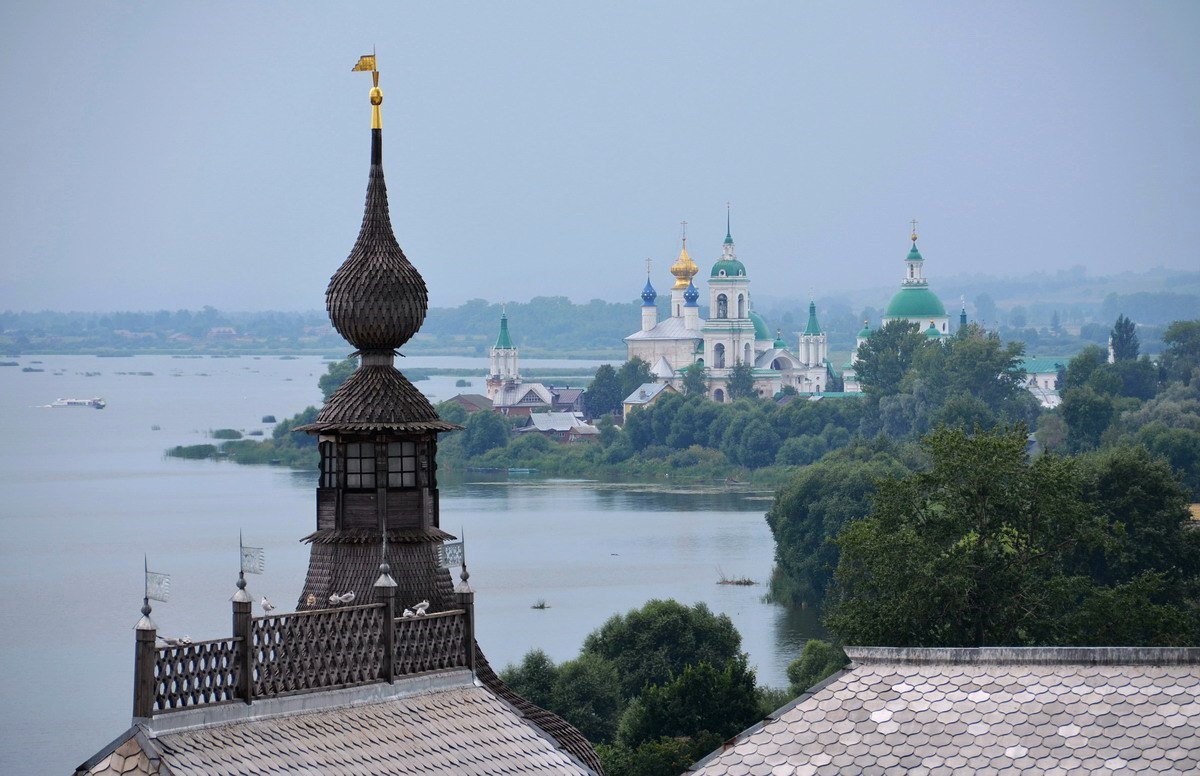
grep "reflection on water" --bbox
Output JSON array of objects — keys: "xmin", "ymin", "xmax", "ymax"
[{"xmin": 1, "ymin": 356, "xmax": 822, "ymax": 773}]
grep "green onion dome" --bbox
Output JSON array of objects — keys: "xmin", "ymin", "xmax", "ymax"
[
  {"xmin": 710, "ymin": 259, "xmax": 747, "ymax": 277},
  {"xmin": 885, "ymin": 286, "xmax": 947, "ymax": 319},
  {"xmin": 750, "ymin": 311, "xmax": 771, "ymax": 341}
]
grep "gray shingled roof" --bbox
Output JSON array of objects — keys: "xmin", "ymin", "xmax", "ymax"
[
  {"xmin": 295, "ymin": 365, "xmax": 460, "ymax": 434},
  {"xmin": 691, "ymin": 646, "xmax": 1200, "ymax": 775},
  {"xmin": 78, "ymin": 670, "xmax": 596, "ymax": 775}
]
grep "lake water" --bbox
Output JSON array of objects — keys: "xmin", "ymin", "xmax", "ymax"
[{"xmin": 0, "ymin": 355, "xmax": 820, "ymax": 773}]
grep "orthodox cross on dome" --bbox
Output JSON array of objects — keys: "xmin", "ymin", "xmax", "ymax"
[
  {"xmin": 680, "ymin": 219, "xmax": 688, "ymax": 249},
  {"xmin": 910, "ymin": 218, "xmax": 919, "ymax": 242},
  {"xmin": 645, "ymin": 257, "xmax": 653, "ymax": 277}
]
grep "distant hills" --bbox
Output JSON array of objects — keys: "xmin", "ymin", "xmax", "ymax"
[{"xmin": 2, "ymin": 266, "xmax": 1196, "ymax": 359}]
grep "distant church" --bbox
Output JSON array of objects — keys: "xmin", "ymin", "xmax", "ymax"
[
  {"xmin": 843, "ymin": 226, "xmax": 953, "ymax": 392},
  {"xmin": 625, "ymin": 215, "xmax": 833, "ymax": 401}
]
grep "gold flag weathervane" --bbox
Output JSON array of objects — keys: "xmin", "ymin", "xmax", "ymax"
[{"xmin": 353, "ymin": 52, "xmax": 382, "ymax": 129}]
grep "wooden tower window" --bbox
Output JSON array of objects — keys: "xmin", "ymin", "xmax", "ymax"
[
  {"xmin": 345, "ymin": 442, "xmax": 376, "ymax": 489},
  {"xmin": 387, "ymin": 441, "xmax": 418, "ymax": 488}
]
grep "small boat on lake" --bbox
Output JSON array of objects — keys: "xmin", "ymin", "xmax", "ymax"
[{"xmin": 51, "ymin": 397, "xmax": 106, "ymax": 409}]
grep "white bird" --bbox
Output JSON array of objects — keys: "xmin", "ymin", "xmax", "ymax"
[
  {"xmin": 414, "ymin": 600, "xmax": 430, "ymax": 616},
  {"xmin": 339, "ymin": 591, "xmax": 356, "ymax": 604},
  {"xmin": 329, "ymin": 594, "xmax": 341, "ymax": 605},
  {"xmin": 157, "ymin": 635, "xmax": 192, "ymax": 647},
  {"xmin": 402, "ymin": 608, "xmax": 415, "ymax": 619},
  {"xmin": 260, "ymin": 596, "xmax": 275, "ymax": 613}
]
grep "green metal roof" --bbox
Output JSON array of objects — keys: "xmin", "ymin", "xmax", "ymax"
[
  {"xmin": 906, "ymin": 244, "xmax": 924, "ymax": 262},
  {"xmin": 1021, "ymin": 356, "xmax": 1068, "ymax": 375},
  {"xmin": 750, "ymin": 311, "xmax": 771, "ymax": 341},
  {"xmin": 925, "ymin": 323, "xmax": 942, "ymax": 338},
  {"xmin": 802, "ymin": 301, "xmax": 822, "ymax": 335},
  {"xmin": 857, "ymin": 323, "xmax": 872, "ymax": 338},
  {"xmin": 494, "ymin": 314, "xmax": 514, "ymax": 349},
  {"xmin": 885, "ymin": 286, "xmax": 947, "ymax": 318},
  {"xmin": 710, "ymin": 259, "xmax": 746, "ymax": 277},
  {"xmin": 773, "ymin": 329, "xmax": 788, "ymax": 349}
]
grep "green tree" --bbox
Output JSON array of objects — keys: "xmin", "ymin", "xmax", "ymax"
[
  {"xmin": 825, "ymin": 426, "xmax": 1200, "ymax": 647},
  {"xmin": 1161, "ymin": 320, "xmax": 1200, "ymax": 385},
  {"xmin": 463, "ymin": 410, "xmax": 510, "ymax": 456},
  {"xmin": 584, "ymin": 364, "xmax": 623, "ymax": 418},
  {"xmin": 681, "ymin": 362, "xmax": 707, "ymax": 396},
  {"xmin": 549, "ymin": 653, "xmax": 624, "ymax": 744},
  {"xmin": 826, "ymin": 426, "xmax": 1094, "ymax": 647},
  {"xmin": 499, "ymin": 649, "xmax": 558, "ymax": 710},
  {"xmin": 617, "ymin": 357, "xmax": 655, "ymax": 398},
  {"xmin": 786, "ymin": 640, "xmax": 849, "ymax": 696},
  {"xmin": 597, "ymin": 736, "xmax": 706, "ymax": 776},
  {"xmin": 435, "ymin": 399, "xmax": 468, "ymax": 425},
  {"xmin": 739, "ymin": 418, "xmax": 781, "ymax": 468},
  {"xmin": 615, "ymin": 659, "xmax": 760, "ymax": 749},
  {"xmin": 319, "ymin": 356, "xmax": 359, "ymax": 400},
  {"xmin": 1061, "ymin": 345, "xmax": 1108, "ymax": 392},
  {"xmin": 727, "ymin": 362, "xmax": 756, "ymax": 400},
  {"xmin": 855, "ymin": 319, "xmax": 926, "ymax": 397},
  {"xmin": 1111, "ymin": 314, "xmax": 1140, "ymax": 361},
  {"xmin": 766, "ymin": 440, "xmax": 914, "ymax": 606},
  {"xmin": 1061, "ymin": 386, "xmax": 1115, "ymax": 451},
  {"xmin": 582, "ymin": 600, "xmax": 742, "ymax": 700}
]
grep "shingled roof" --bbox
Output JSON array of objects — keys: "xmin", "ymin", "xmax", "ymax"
[
  {"xmin": 77, "ymin": 670, "xmax": 597, "ymax": 775},
  {"xmin": 295, "ymin": 364, "xmax": 460, "ymax": 434},
  {"xmin": 691, "ymin": 646, "xmax": 1200, "ymax": 775}
]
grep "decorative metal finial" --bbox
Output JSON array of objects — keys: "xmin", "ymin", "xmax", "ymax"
[
  {"xmin": 910, "ymin": 218, "xmax": 919, "ymax": 242},
  {"xmin": 459, "ymin": 526, "xmax": 470, "ymax": 585},
  {"xmin": 645, "ymin": 257, "xmax": 653, "ymax": 277},
  {"xmin": 680, "ymin": 220, "xmax": 688, "ymax": 247},
  {"xmin": 352, "ymin": 52, "xmax": 382, "ymax": 128}
]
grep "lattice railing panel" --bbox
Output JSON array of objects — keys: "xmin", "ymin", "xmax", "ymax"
[
  {"xmin": 153, "ymin": 637, "xmax": 240, "ymax": 711},
  {"xmin": 252, "ymin": 604, "xmax": 385, "ymax": 697},
  {"xmin": 395, "ymin": 610, "xmax": 467, "ymax": 675}
]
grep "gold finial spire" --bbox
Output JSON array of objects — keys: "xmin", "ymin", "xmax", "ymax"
[
  {"xmin": 353, "ymin": 52, "xmax": 382, "ymax": 129},
  {"xmin": 910, "ymin": 218, "xmax": 919, "ymax": 243},
  {"xmin": 669, "ymin": 220, "xmax": 698, "ymax": 290}
]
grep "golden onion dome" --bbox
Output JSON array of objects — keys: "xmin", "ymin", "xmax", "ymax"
[{"xmin": 669, "ymin": 240, "xmax": 699, "ymax": 290}]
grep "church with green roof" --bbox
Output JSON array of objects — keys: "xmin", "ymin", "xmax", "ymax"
[
  {"xmin": 625, "ymin": 210, "xmax": 834, "ymax": 401},
  {"xmin": 881, "ymin": 229, "xmax": 950, "ymax": 336}
]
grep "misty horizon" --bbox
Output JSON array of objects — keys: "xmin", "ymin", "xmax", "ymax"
[{"xmin": 2, "ymin": 3, "xmax": 1198, "ymax": 313}]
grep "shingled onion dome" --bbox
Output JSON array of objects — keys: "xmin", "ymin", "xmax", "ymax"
[
  {"xmin": 325, "ymin": 124, "xmax": 427, "ymax": 356},
  {"xmin": 298, "ymin": 78, "xmax": 458, "ymax": 436}
]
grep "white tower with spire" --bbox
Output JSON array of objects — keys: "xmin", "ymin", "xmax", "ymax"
[{"xmin": 486, "ymin": 312, "xmax": 520, "ymax": 400}]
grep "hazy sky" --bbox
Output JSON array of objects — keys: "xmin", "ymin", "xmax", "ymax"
[{"xmin": 1, "ymin": 2, "xmax": 1197, "ymax": 311}]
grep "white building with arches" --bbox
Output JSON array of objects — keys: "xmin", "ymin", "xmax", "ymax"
[{"xmin": 625, "ymin": 219, "xmax": 833, "ymax": 402}]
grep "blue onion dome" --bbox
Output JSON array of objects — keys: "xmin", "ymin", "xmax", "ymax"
[
  {"xmin": 683, "ymin": 280, "xmax": 700, "ymax": 306},
  {"xmin": 641, "ymin": 277, "xmax": 658, "ymax": 306}
]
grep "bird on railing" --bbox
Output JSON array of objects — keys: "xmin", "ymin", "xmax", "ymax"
[
  {"xmin": 414, "ymin": 600, "xmax": 430, "ymax": 617},
  {"xmin": 260, "ymin": 596, "xmax": 275, "ymax": 613},
  {"xmin": 329, "ymin": 591, "xmax": 357, "ymax": 605},
  {"xmin": 401, "ymin": 608, "xmax": 415, "ymax": 618},
  {"xmin": 157, "ymin": 635, "xmax": 192, "ymax": 647}
]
